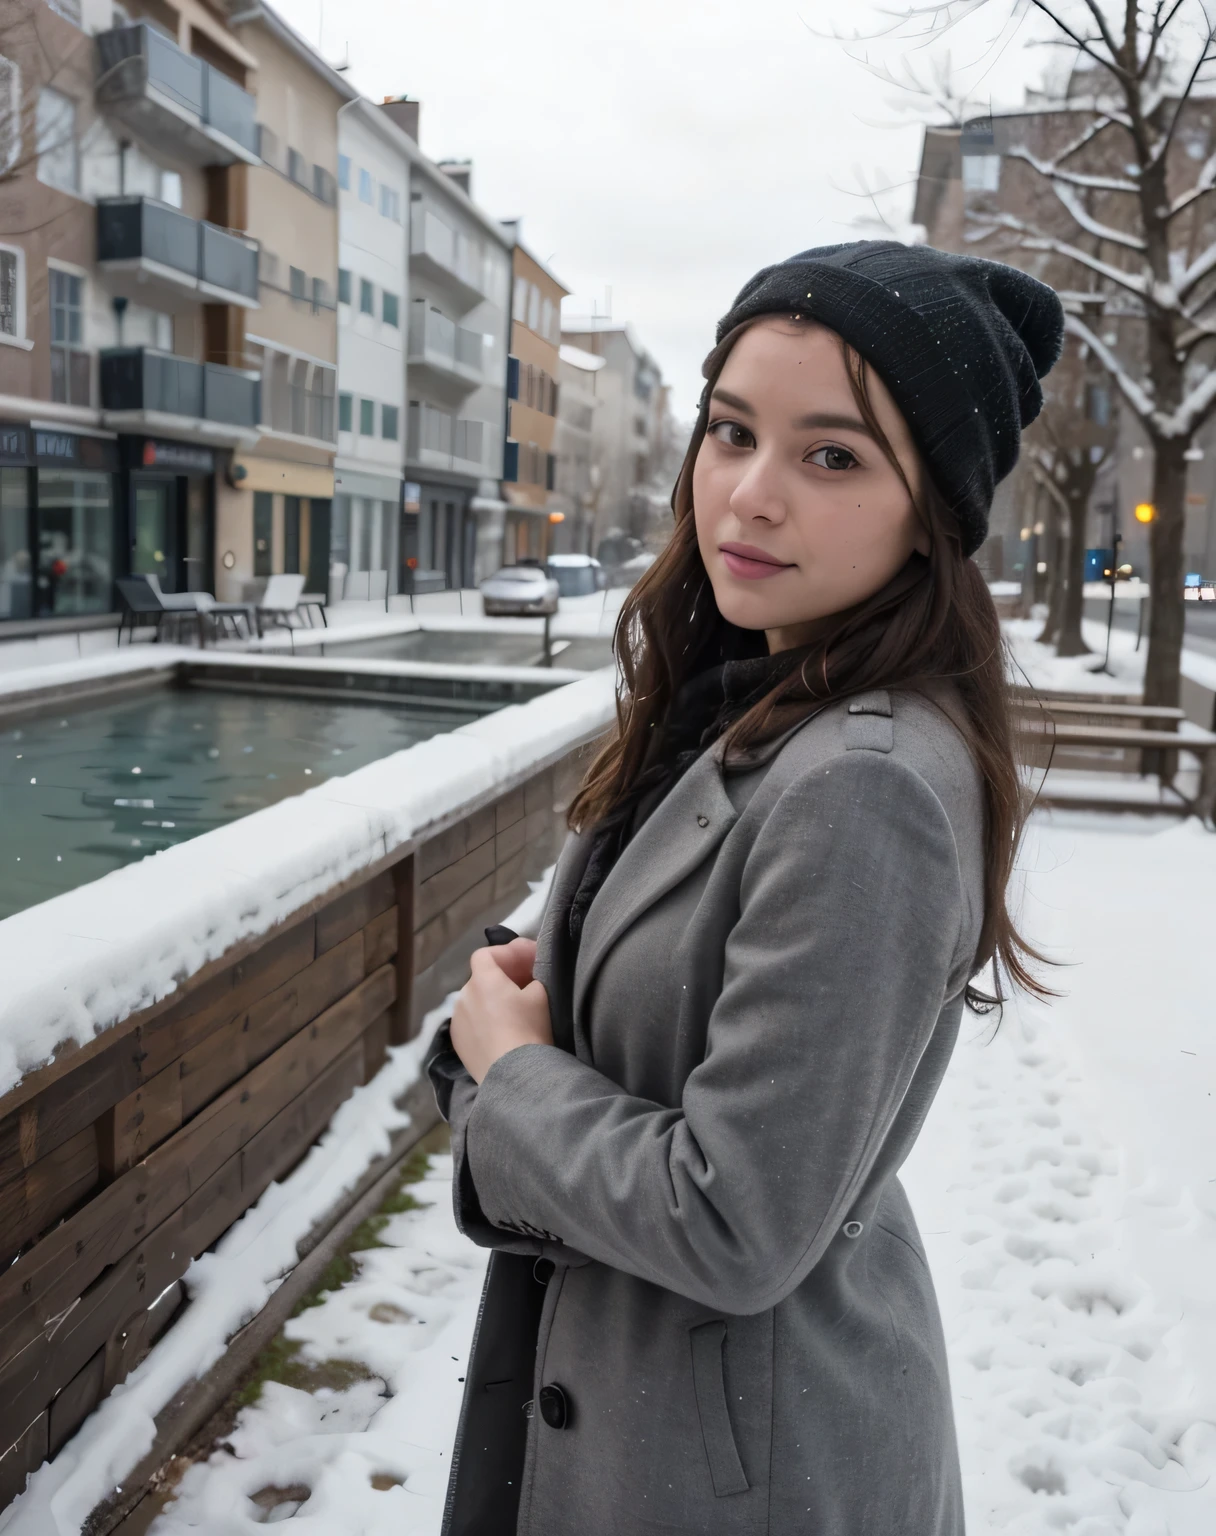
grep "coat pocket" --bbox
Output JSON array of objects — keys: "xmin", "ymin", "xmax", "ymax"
[{"xmin": 688, "ymin": 1320, "xmax": 750, "ymax": 1497}]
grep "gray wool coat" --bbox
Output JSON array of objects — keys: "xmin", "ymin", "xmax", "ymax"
[{"xmin": 437, "ymin": 685, "xmax": 984, "ymax": 1536}]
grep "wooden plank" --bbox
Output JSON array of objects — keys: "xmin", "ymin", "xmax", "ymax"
[
  {"xmin": 1028, "ymin": 724, "xmax": 1216, "ymax": 749},
  {"xmin": 494, "ymin": 785, "xmax": 526, "ymax": 832},
  {"xmin": 0, "ymin": 1410, "xmax": 47, "ymax": 1511},
  {"xmin": 315, "ymin": 873, "xmax": 394, "ymax": 955},
  {"xmin": 243, "ymin": 933, "xmax": 365, "ymax": 1071},
  {"xmin": 363, "ymin": 907, "xmax": 398, "ymax": 974},
  {"xmin": 362, "ymin": 1011, "xmax": 390, "ymax": 1083},
  {"xmin": 0, "ymin": 1126, "xmax": 99, "ymax": 1269},
  {"xmin": 0, "ymin": 1033, "xmax": 142, "ymax": 1194},
  {"xmin": 48, "ymin": 1348, "xmax": 104, "ymax": 1458},
  {"xmin": 0, "ymin": 967, "xmax": 396, "ymax": 1374},
  {"xmin": 1012, "ymin": 699, "xmax": 1186, "ymax": 722},
  {"xmin": 523, "ymin": 765, "xmax": 555, "ymax": 815},
  {"xmin": 138, "ymin": 916, "xmax": 317, "ymax": 1082},
  {"xmin": 240, "ymin": 1041, "xmax": 365, "ymax": 1200},
  {"xmin": 417, "ymin": 817, "xmax": 470, "ymax": 883},
  {"xmin": 494, "ymin": 814, "xmax": 527, "ymax": 865},
  {"xmin": 415, "ymin": 838, "xmax": 496, "ymax": 929},
  {"xmin": 413, "ymin": 870, "xmax": 496, "ymax": 977},
  {"xmin": 390, "ymin": 855, "xmax": 415, "ymax": 1045},
  {"xmin": 98, "ymin": 1064, "xmax": 184, "ymax": 1181},
  {"xmin": 493, "ymin": 847, "xmax": 529, "ymax": 906}
]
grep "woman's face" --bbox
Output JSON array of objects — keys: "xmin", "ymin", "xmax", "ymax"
[{"xmin": 691, "ymin": 317, "xmax": 929, "ymax": 654}]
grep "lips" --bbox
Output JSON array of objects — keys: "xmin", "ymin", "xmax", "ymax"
[{"xmin": 719, "ymin": 543, "xmax": 793, "ymax": 581}]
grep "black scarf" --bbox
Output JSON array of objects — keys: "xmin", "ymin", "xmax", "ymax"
[{"xmin": 567, "ymin": 647, "xmax": 803, "ymax": 948}]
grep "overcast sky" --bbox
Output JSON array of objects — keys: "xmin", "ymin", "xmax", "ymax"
[{"xmin": 275, "ymin": 0, "xmax": 1047, "ymax": 418}]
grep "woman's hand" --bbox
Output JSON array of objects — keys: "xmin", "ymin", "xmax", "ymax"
[{"xmin": 450, "ymin": 937, "xmax": 553, "ymax": 1085}]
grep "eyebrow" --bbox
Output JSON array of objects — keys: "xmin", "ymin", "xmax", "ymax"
[{"xmin": 709, "ymin": 388, "xmax": 875, "ymax": 438}]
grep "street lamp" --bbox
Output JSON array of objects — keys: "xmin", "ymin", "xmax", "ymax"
[{"xmin": 1134, "ymin": 502, "xmax": 1155, "ymax": 524}]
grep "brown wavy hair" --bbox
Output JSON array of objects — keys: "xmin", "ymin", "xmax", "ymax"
[{"xmin": 568, "ymin": 314, "xmax": 1050, "ymax": 1010}]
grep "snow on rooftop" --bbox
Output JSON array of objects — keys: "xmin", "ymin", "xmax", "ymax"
[{"xmin": 558, "ymin": 341, "xmax": 608, "ymax": 371}]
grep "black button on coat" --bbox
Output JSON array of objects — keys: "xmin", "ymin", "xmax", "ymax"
[{"xmin": 430, "ymin": 687, "xmax": 984, "ymax": 1535}]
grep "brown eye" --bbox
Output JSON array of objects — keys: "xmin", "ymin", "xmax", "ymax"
[
  {"xmin": 708, "ymin": 420, "xmax": 755, "ymax": 449},
  {"xmin": 807, "ymin": 444, "xmax": 858, "ymax": 471}
]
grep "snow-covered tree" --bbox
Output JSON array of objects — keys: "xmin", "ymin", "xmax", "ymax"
[{"xmin": 895, "ymin": 0, "xmax": 1216, "ymax": 710}]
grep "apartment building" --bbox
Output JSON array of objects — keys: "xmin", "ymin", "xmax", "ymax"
[
  {"xmin": 1, "ymin": 0, "xmax": 263, "ymax": 626},
  {"xmin": 914, "ymin": 73, "xmax": 1216, "ymax": 584},
  {"xmin": 550, "ymin": 340, "xmax": 604, "ymax": 554},
  {"xmin": 330, "ymin": 96, "xmax": 407, "ymax": 602},
  {"xmin": 378, "ymin": 98, "xmax": 512, "ymax": 592},
  {"xmin": 499, "ymin": 228, "xmax": 567, "ymax": 563},
  {"xmin": 218, "ymin": 3, "xmax": 353, "ymax": 602},
  {"xmin": 558, "ymin": 319, "xmax": 669, "ymax": 555}
]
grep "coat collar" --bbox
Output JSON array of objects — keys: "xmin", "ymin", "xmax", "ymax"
[{"xmin": 571, "ymin": 745, "xmax": 741, "ymax": 1036}]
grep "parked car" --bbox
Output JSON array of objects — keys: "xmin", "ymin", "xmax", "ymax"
[
  {"xmin": 480, "ymin": 564, "xmax": 560, "ymax": 616},
  {"xmin": 546, "ymin": 553, "xmax": 608, "ymax": 597},
  {"xmin": 612, "ymin": 551, "xmax": 658, "ymax": 588}
]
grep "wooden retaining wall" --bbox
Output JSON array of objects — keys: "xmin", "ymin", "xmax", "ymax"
[{"xmin": 0, "ymin": 743, "xmax": 593, "ymax": 1516}]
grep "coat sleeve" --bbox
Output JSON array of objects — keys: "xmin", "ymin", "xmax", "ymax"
[{"xmin": 461, "ymin": 749, "xmax": 968, "ymax": 1314}]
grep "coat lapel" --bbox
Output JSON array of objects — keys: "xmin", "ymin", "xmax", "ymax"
[
  {"xmin": 572, "ymin": 747, "xmax": 741, "ymax": 1036},
  {"xmin": 532, "ymin": 826, "xmax": 594, "ymax": 1055}
]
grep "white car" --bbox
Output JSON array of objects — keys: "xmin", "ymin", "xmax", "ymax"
[
  {"xmin": 480, "ymin": 563, "xmax": 560, "ymax": 616},
  {"xmin": 546, "ymin": 553, "xmax": 609, "ymax": 597}
]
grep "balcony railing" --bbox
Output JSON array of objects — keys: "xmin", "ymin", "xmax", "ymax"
[
  {"xmin": 407, "ymin": 304, "xmax": 482, "ymax": 392},
  {"xmin": 97, "ymin": 198, "xmax": 258, "ymax": 304},
  {"xmin": 100, "ymin": 347, "xmax": 260, "ymax": 432},
  {"xmin": 96, "ymin": 23, "xmax": 259, "ymax": 167},
  {"xmin": 409, "ymin": 207, "xmax": 484, "ymax": 307}
]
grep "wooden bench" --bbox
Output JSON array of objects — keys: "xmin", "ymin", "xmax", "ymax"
[
  {"xmin": 1012, "ymin": 699, "xmax": 1187, "ymax": 726},
  {"xmin": 1019, "ymin": 718, "xmax": 1216, "ymax": 820}
]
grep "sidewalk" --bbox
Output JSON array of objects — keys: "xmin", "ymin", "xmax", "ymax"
[{"xmin": 133, "ymin": 809, "xmax": 1216, "ymax": 1536}]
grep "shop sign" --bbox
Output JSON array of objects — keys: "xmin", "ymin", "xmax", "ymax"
[
  {"xmin": 140, "ymin": 439, "xmax": 215, "ymax": 474},
  {"xmin": 34, "ymin": 430, "xmax": 119, "ymax": 471},
  {"xmin": 403, "ymin": 481, "xmax": 421, "ymax": 512},
  {"xmin": 0, "ymin": 424, "xmax": 30, "ymax": 465}
]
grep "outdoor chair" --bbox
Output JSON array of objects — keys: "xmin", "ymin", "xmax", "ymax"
[
  {"xmin": 143, "ymin": 575, "xmax": 255, "ymax": 645},
  {"xmin": 116, "ymin": 576, "xmax": 173, "ymax": 645},
  {"xmin": 256, "ymin": 573, "xmax": 310, "ymax": 635}
]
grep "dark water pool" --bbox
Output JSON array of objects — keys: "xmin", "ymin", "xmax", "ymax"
[
  {"xmin": 322, "ymin": 629, "xmax": 616, "ymax": 671},
  {"xmin": 0, "ymin": 686, "xmax": 482, "ymax": 920}
]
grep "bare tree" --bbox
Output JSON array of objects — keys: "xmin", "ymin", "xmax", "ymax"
[{"xmin": 872, "ymin": 0, "xmax": 1216, "ymax": 712}]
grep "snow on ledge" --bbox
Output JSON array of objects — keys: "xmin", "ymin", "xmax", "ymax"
[{"xmin": 0, "ymin": 671, "xmax": 616, "ymax": 1101}]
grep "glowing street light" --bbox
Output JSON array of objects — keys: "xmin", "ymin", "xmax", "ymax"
[{"xmin": 1134, "ymin": 502, "xmax": 1155, "ymax": 523}]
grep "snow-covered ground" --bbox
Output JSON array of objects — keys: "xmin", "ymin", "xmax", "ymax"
[{"xmin": 125, "ymin": 809, "xmax": 1216, "ymax": 1536}]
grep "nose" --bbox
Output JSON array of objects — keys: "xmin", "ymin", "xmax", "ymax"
[{"xmin": 727, "ymin": 448, "xmax": 787, "ymax": 526}]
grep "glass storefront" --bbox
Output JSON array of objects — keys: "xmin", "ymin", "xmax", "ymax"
[
  {"xmin": 36, "ymin": 469, "xmax": 115, "ymax": 616},
  {"xmin": 0, "ymin": 468, "xmax": 32, "ymax": 620},
  {"xmin": 132, "ymin": 480, "xmax": 174, "ymax": 586}
]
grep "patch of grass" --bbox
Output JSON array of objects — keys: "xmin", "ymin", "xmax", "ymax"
[{"xmin": 234, "ymin": 1122, "xmax": 451, "ymax": 1407}]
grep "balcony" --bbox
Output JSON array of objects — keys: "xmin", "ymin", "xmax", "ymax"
[
  {"xmin": 100, "ymin": 347, "xmax": 260, "ymax": 445},
  {"xmin": 96, "ymin": 24, "xmax": 259, "ymax": 167},
  {"xmin": 97, "ymin": 198, "xmax": 259, "ymax": 310},
  {"xmin": 407, "ymin": 304, "xmax": 483, "ymax": 402},
  {"xmin": 409, "ymin": 207, "xmax": 485, "ymax": 310}
]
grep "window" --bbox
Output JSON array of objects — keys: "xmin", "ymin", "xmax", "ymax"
[
  {"xmin": 379, "ymin": 184, "xmax": 400, "ymax": 221},
  {"xmin": 962, "ymin": 154, "xmax": 1001, "ymax": 193},
  {"xmin": 257, "ymin": 123, "xmax": 280, "ymax": 170},
  {"xmin": 37, "ymin": 87, "xmax": 77, "ymax": 192},
  {"xmin": 541, "ymin": 297, "xmax": 554, "ymax": 342},
  {"xmin": 253, "ymin": 491, "xmax": 272, "ymax": 577},
  {"xmin": 339, "ymin": 392, "xmax": 352, "ymax": 432},
  {"xmin": 0, "ymin": 248, "xmax": 21, "ymax": 339},
  {"xmin": 358, "ymin": 167, "xmax": 373, "ymax": 204},
  {"xmin": 50, "ymin": 268, "xmax": 88, "ymax": 405},
  {"xmin": 1086, "ymin": 383, "xmax": 1112, "ymax": 427},
  {"xmin": 313, "ymin": 165, "xmax": 336, "ymax": 205},
  {"xmin": 359, "ymin": 398, "xmax": 375, "ymax": 435},
  {"xmin": 513, "ymin": 274, "xmax": 528, "ymax": 323},
  {"xmin": 159, "ymin": 170, "xmax": 182, "ymax": 208},
  {"xmin": 381, "ymin": 404, "xmax": 399, "ymax": 440},
  {"xmin": 527, "ymin": 283, "xmax": 540, "ymax": 333},
  {"xmin": 338, "ymin": 153, "xmax": 351, "ymax": 190},
  {"xmin": 287, "ymin": 147, "xmax": 307, "ymax": 186},
  {"xmin": 338, "ymin": 267, "xmax": 352, "ymax": 305},
  {"xmin": 359, "ymin": 278, "xmax": 374, "ymax": 316},
  {"xmin": 382, "ymin": 290, "xmax": 399, "ymax": 327},
  {"xmin": 311, "ymin": 275, "xmax": 331, "ymax": 311},
  {"xmin": 289, "ymin": 266, "xmax": 306, "ymax": 301},
  {"xmin": 0, "ymin": 55, "xmax": 20, "ymax": 177}
]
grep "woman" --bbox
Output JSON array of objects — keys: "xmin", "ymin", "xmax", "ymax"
[{"xmin": 428, "ymin": 240, "xmax": 1063, "ymax": 1535}]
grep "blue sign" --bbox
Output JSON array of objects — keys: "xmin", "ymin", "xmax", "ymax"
[
  {"xmin": 1085, "ymin": 547, "xmax": 1113, "ymax": 581},
  {"xmin": 1185, "ymin": 572, "xmax": 1203, "ymax": 587}
]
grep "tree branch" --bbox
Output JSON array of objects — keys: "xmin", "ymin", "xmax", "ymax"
[
  {"xmin": 1027, "ymin": 0, "xmax": 1128, "ymax": 79},
  {"xmin": 1063, "ymin": 312, "xmax": 1157, "ymax": 420},
  {"xmin": 1005, "ymin": 149, "xmax": 1146, "ymax": 248},
  {"xmin": 1151, "ymin": 22, "xmax": 1216, "ymax": 169},
  {"xmin": 1004, "ymin": 142, "xmax": 1139, "ymax": 195},
  {"xmin": 969, "ymin": 210, "xmax": 1159, "ymax": 302}
]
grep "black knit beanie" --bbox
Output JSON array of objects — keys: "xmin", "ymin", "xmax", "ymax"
[{"xmin": 712, "ymin": 240, "xmax": 1065, "ymax": 557}]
